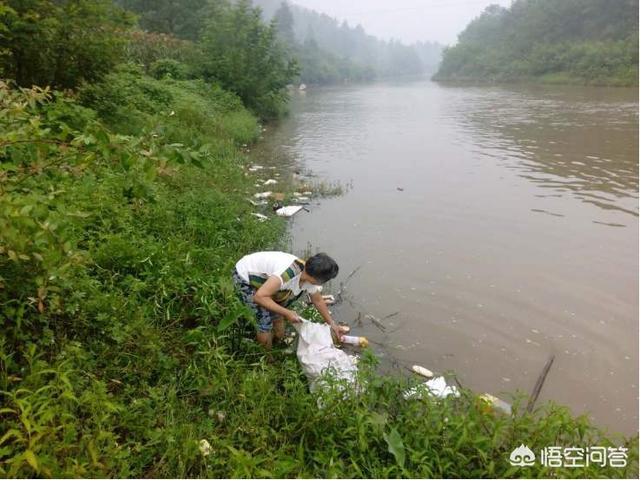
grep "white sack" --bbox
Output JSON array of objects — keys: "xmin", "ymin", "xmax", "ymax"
[{"xmin": 293, "ymin": 319, "xmax": 358, "ymax": 393}]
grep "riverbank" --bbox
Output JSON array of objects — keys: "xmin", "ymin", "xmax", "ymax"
[
  {"xmin": 1, "ymin": 74, "xmax": 638, "ymax": 477},
  {"xmin": 432, "ymin": 73, "xmax": 637, "ymax": 87}
]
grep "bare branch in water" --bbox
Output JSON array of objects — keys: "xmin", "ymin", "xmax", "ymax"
[
  {"xmin": 365, "ymin": 314, "xmax": 386, "ymax": 332},
  {"xmin": 335, "ymin": 265, "xmax": 363, "ymax": 304},
  {"xmin": 527, "ymin": 354, "xmax": 555, "ymax": 413}
]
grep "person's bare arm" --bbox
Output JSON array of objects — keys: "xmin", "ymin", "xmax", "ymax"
[{"xmin": 253, "ymin": 276, "xmax": 300, "ymax": 323}]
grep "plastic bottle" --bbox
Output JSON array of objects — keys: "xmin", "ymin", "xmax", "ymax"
[
  {"xmin": 479, "ymin": 393, "xmax": 512, "ymax": 415},
  {"xmin": 341, "ymin": 335, "xmax": 369, "ymax": 348}
]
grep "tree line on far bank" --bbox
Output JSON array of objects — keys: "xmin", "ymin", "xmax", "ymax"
[
  {"xmin": 118, "ymin": 0, "xmax": 444, "ymax": 86},
  {"xmin": 434, "ymin": 0, "xmax": 639, "ymax": 86}
]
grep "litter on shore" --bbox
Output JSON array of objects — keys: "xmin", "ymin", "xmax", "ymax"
[
  {"xmin": 254, "ymin": 191, "xmax": 272, "ymax": 199},
  {"xmin": 479, "ymin": 393, "xmax": 512, "ymax": 415},
  {"xmin": 403, "ymin": 376, "xmax": 460, "ymax": 400},
  {"xmin": 275, "ymin": 205, "xmax": 304, "ymax": 217},
  {"xmin": 251, "ymin": 213, "xmax": 269, "ymax": 221},
  {"xmin": 412, "ymin": 365, "xmax": 434, "ymax": 378},
  {"xmin": 199, "ymin": 439, "xmax": 212, "ymax": 456}
]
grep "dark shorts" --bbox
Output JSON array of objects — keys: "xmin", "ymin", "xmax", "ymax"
[{"xmin": 232, "ymin": 270, "xmax": 282, "ymax": 333}]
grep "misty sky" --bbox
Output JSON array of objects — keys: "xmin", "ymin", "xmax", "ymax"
[{"xmin": 292, "ymin": 0, "xmax": 513, "ymax": 45}]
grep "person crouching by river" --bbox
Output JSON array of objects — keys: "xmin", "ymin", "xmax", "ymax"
[{"xmin": 233, "ymin": 251, "xmax": 342, "ymax": 349}]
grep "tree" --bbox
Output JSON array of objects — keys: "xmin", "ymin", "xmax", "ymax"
[
  {"xmin": 116, "ymin": 0, "xmax": 207, "ymax": 41},
  {"xmin": 273, "ymin": 1, "xmax": 295, "ymax": 46},
  {"xmin": 200, "ymin": 0, "xmax": 298, "ymax": 117},
  {"xmin": 0, "ymin": 0, "xmax": 133, "ymax": 89},
  {"xmin": 434, "ymin": 0, "xmax": 639, "ymax": 85}
]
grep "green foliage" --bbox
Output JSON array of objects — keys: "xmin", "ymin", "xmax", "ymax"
[
  {"xmin": 435, "ymin": 0, "xmax": 639, "ymax": 86},
  {"xmin": 200, "ymin": 0, "xmax": 298, "ymax": 118},
  {"xmin": 257, "ymin": 0, "xmax": 443, "ymax": 82},
  {"xmin": 116, "ymin": 0, "xmax": 208, "ymax": 41},
  {"xmin": 0, "ymin": 79, "xmax": 286, "ymax": 476},
  {"xmin": 0, "ymin": 75, "xmax": 638, "ymax": 479},
  {"xmin": 0, "ymin": 0, "xmax": 134, "ymax": 89},
  {"xmin": 78, "ymin": 67, "xmax": 257, "ymax": 146},
  {"xmin": 123, "ymin": 30, "xmax": 206, "ymax": 77},
  {"xmin": 0, "ymin": 0, "xmax": 637, "ymax": 476},
  {"xmin": 297, "ymin": 35, "xmax": 376, "ymax": 85},
  {"xmin": 149, "ymin": 59, "xmax": 192, "ymax": 80}
]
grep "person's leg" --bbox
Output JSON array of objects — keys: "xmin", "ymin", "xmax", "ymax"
[
  {"xmin": 233, "ymin": 271, "xmax": 274, "ymax": 349},
  {"xmin": 272, "ymin": 316, "xmax": 285, "ymax": 343},
  {"xmin": 256, "ymin": 330, "xmax": 273, "ymax": 349},
  {"xmin": 254, "ymin": 308, "xmax": 276, "ymax": 349}
]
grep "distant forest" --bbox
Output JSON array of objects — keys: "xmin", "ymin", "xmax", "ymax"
[
  {"xmin": 118, "ymin": 0, "xmax": 443, "ymax": 85},
  {"xmin": 254, "ymin": 0, "xmax": 443, "ymax": 84},
  {"xmin": 434, "ymin": 0, "xmax": 639, "ymax": 86}
]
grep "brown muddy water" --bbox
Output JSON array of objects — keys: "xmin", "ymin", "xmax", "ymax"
[{"xmin": 251, "ymin": 79, "xmax": 639, "ymax": 435}]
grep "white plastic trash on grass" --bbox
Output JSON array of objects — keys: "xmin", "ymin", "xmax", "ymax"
[
  {"xmin": 275, "ymin": 205, "xmax": 304, "ymax": 217},
  {"xmin": 403, "ymin": 376, "xmax": 460, "ymax": 400},
  {"xmin": 293, "ymin": 319, "xmax": 358, "ymax": 393}
]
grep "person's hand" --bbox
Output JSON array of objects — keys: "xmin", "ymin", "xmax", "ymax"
[
  {"xmin": 330, "ymin": 322, "xmax": 344, "ymax": 342},
  {"xmin": 285, "ymin": 310, "xmax": 301, "ymax": 324}
]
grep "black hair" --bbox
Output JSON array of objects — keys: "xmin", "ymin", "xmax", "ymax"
[{"xmin": 305, "ymin": 253, "xmax": 339, "ymax": 284}]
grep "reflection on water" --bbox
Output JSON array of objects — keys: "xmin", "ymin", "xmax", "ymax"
[
  {"xmin": 444, "ymin": 85, "xmax": 638, "ymax": 219},
  {"xmin": 252, "ymin": 80, "xmax": 639, "ymax": 435}
]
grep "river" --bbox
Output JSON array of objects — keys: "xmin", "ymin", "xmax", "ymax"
[{"xmin": 253, "ymin": 79, "xmax": 638, "ymax": 436}]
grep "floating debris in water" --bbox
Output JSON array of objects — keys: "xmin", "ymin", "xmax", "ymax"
[
  {"xmin": 412, "ymin": 365, "xmax": 434, "ymax": 378},
  {"xmin": 322, "ymin": 294, "xmax": 336, "ymax": 305}
]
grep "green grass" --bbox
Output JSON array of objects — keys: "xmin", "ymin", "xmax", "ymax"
[{"xmin": 0, "ymin": 75, "xmax": 638, "ymax": 478}]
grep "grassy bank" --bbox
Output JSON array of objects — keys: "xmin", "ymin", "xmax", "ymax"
[
  {"xmin": 433, "ymin": 71, "xmax": 638, "ymax": 88},
  {"xmin": 1, "ymin": 71, "xmax": 638, "ymax": 478},
  {"xmin": 0, "ymin": 71, "xmax": 287, "ymax": 476}
]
